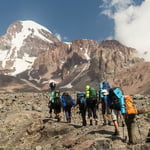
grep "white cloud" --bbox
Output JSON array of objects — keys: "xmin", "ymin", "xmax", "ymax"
[{"xmin": 101, "ymin": 0, "xmax": 150, "ymax": 61}]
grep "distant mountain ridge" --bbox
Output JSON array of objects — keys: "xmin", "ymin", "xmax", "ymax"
[{"xmin": 0, "ymin": 20, "xmax": 149, "ymax": 95}]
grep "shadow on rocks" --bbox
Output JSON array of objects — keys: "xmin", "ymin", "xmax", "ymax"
[{"xmin": 88, "ymin": 129, "xmax": 114, "ymax": 135}]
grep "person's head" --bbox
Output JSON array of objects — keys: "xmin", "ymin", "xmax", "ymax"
[
  {"xmin": 102, "ymin": 81, "xmax": 110, "ymax": 88},
  {"xmin": 49, "ymin": 82, "xmax": 56, "ymax": 90}
]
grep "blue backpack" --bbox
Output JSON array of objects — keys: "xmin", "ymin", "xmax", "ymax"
[
  {"xmin": 109, "ymin": 87, "xmax": 126, "ymax": 114},
  {"xmin": 77, "ymin": 93, "xmax": 86, "ymax": 104},
  {"xmin": 61, "ymin": 93, "xmax": 76, "ymax": 107}
]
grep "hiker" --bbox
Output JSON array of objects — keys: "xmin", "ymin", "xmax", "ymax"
[
  {"xmin": 85, "ymin": 85, "xmax": 98, "ymax": 125},
  {"xmin": 77, "ymin": 92, "xmax": 87, "ymax": 126},
  {"xmin": 48, "ymin": 82, "xmax": 56, "ymax": 118},
  {"xmin": 108, "ymin": 87, "xmax": 126, "ymax": 136},
  {"xmin": 124, "ymin": 95, "xmax": 138, "ymax": 144},
  {"xmin": 61, "ymin": 92, "xmax": 76, "ymax": 123},
  {"xmin": 48, "ymin": 82, "xmax": 62, "ymax": 121},
  {"xmin": 99, "ymin": 81, "xmax": 112, "ymax": 126}
]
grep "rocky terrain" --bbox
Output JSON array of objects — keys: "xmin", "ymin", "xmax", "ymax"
[{"xmin": 0, "ymin": 92, "xmax": 149, "ymax": 150}]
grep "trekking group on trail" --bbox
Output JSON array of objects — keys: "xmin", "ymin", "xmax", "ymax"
[{"xmin": 48, "ymin": 81, "xmax": 149, "ymax": 145}]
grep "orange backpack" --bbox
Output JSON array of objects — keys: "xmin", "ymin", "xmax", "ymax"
[{"xmin": 124, "ymin": 96, "xmax": 138, "ymax": 115}]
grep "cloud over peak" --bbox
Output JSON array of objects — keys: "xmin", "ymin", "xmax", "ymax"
[{"xmin": 101, "ymin": 0, "xmax": 150, "ymax": 61}]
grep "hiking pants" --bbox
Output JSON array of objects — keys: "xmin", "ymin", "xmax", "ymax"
[
  {"xmin": 49, "ymin": 102, "xmax": 55, "ymax": 114},
  {"xmin": 79, "ymin": 104, "xmax": 87, "ymax": 125},
  {"xmin": 87, "ymin": 102, "xmax": 98, "ymax": 119},
  {"xmin": 54, "ymin": 104, "xmax": 61, "ymax": 115},
  {"xmin": 64, "ymin": 106, "xmax": 72, "ymax": 121}
]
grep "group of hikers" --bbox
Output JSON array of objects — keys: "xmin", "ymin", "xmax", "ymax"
[{"xmin": 48, "ymin": 81, "xmax": 150, "ymax": 145}]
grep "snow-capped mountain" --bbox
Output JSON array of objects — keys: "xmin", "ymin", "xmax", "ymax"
[
  {"xmin": 0, "ymin": 20, "xmax": 149, "ymax": 95},
  {"xmin": 0, "ymin": 20, "xmax": 60, "ymax": 75}
]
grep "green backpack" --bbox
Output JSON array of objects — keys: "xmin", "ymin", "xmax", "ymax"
[
  {"xmin": 50, "ymin": 90, "xmax": 61, "ymax": 105},
  {"xmin": 89, "ymin": 87, "xmax": 97, "ymax": 100},
  {"xmin": 53, "ymin": 90, "xmax": 61, "ymax": 105}
]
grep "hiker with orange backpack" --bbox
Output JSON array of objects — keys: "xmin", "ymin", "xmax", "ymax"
[{"xmin": 124, "ymin": 95, "xmax": 138, "ymax": 144}]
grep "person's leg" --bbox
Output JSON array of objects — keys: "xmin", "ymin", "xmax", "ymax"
[
  {"xmin": 102, "ymin": 101, "xmax": 107, "ymax": 125},
  {"xmin": 56, "ymin": 104, "xmax": 62, "ymax": 122},
  {"xmin": 80, "ymin": 104, "xmax": 87, "ymax": 126},
  {"xmin": 49, "ymin": 103, "xmax": 53, "ymax": 118},
  {"xmin": 64, "ymin": 107, "xmax": 69, "ymax": 122},
  {"xmin": 87, "ymin": 105, "xmax": 93, "ymax": 125},
  {"xmin": 68, "ymin": 107, "xmax": 72, "ymax": 123},
  {"xmin": 93, "ymin": 103, "xmax": 98, "ymax": 125},
  {"xmin": 111, "ymin": 109, "xmax": 120, "ymax": 135},
  {"xmin": 107, "ymin": 107, "xmax": 112, "ymax": 125}
]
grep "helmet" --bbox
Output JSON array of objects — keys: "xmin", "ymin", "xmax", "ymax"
[
  {"xmin": 49, "ymin": 82, "xmax": 56, "ymax": 90},
  {"xmin": 85, "ymin": 85, "xmax": 90, "ymax": 90}
]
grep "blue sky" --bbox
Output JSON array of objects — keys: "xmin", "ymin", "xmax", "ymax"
[
  {"xmin": 0, "ymin": 0, "xmax": 149, "ymax": 61},
  {"xmin": 0, "ymin": 0, "xmax": 113, "ymax": 42}
]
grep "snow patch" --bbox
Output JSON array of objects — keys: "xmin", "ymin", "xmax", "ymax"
[
  {"xmin": 60, "ymin": 63, "xmax": 90, "ymax": 89},
  {"xmin": 84, "ymin": 48, "xmax": 91, "ymax": 60},
  {"xmin": 11, "ymin": 53, "xmax": 36, "ymax": 75},
  {"xmin": 0, "ymin": 50, "xmax": 8, "ymax": 68}
]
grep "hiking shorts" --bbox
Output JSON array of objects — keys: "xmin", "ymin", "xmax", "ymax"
[{"xmin": 111, "ymin": 109, "xmax": 120, "ymax": 121}]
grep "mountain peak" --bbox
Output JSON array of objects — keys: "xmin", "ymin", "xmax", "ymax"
[
  {"xmin": 21, "ymin": 20, "xmax": 52, "ymax": 34},
  {"xmin": 0, "ymin": 20, "xmax": 60, "ymax": 75}
]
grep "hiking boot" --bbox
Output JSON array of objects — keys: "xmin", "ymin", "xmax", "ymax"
[
  {"xmin": 67, "ymin": 119, "xmax": 71, "ymax": 123},
  {"xmin": 82, "ymin": 120, "xmax": 87, "ymax": 126},
  {"xmin": 103, "ymin": 122, "xmax": 107, "ymax": 126},
  {"xmin": 108, "ymin": 121, "xmax": 112, "ymax": 126},
  {"xmin": 103, "ymin": 120, "xmax": 107, "ymax": 126},
  {"xmin": 49, "ymin": 114, "xmax": 52, "ymax": 118},
  {"xmin": 90, "ymin": 120, "xmax": 93, "ymax": 126},
  {"xmin": 57, "ymin": 117, "xmax": 61, "ymax": 122}
]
